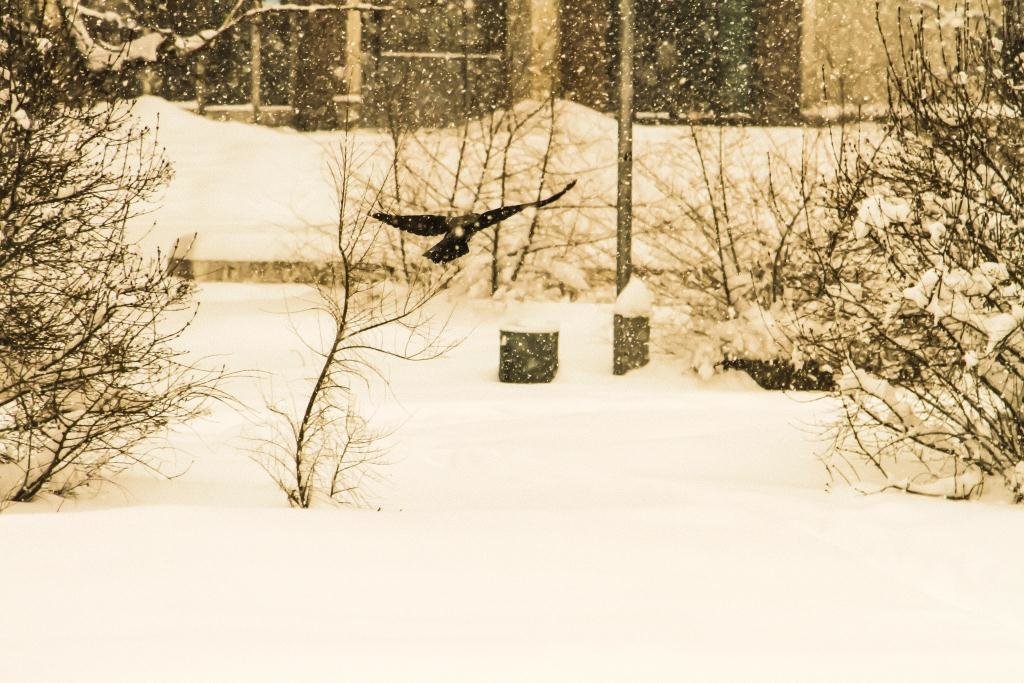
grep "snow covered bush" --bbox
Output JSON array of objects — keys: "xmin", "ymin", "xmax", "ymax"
[
  {"xmin": 792, "ymin": 6, "xmax": 1024, "ymax": 499},
  {"xmin": 636, "ymin": 127, "xmax": 829, "ymax": 381},
  {"xmin": 0, "ymin": 14, "xmax": 217, "ymax": 505}
]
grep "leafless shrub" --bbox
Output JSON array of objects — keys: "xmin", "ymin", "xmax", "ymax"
[
  {"xmin": 256, "ymin": 135, "xmax": 452, "ymax": 508},
  {"xmin": 635, "ymin": 126, "xmax": 828, "ymax": 379},
  {"xmin": 0, "ymin": 15, "xmax": 220, "ymax": 505}
]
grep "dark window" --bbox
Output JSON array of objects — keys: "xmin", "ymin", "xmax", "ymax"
[
  {"xmin": 634, "ymin": 0, "xmax": 801, "ymax": 122},
  {"xmin": 362, "ymin": 0, "xmax": 508, "ymax": 128},
  {"xmin": 562, "ymin": 0, "xmax": 802, "ymax": 124}
]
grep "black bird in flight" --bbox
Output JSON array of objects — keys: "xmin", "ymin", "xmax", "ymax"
[{"xmin": 371, "ymin": 179, "xmax": 577, "ymax": 264}]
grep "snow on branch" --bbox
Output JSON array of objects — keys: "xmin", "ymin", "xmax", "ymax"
[{"xmin": 59, "ymin": 0, "xmax": 394, "ymax": 72}]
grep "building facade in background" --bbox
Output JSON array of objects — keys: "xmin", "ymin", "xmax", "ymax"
[
  {"xmin": 551, "ymin": 0, "xmax": 993, "ymax": 124},
  {"xmin": 30, "ymin": 0, "xmax": 1011, "ymax": 127}
]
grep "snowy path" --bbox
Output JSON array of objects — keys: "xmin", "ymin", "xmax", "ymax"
[{"xmin": 3, "ymin": 284, "xmax": 1024, "ymax": 681}]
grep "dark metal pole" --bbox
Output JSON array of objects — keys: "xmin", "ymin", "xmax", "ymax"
[
  {"xmin": 616, "ymin": 0, "xmax": 634, "ymax": 295},
  {"xmin": 250, "ymin": 16, "xmax": 263, "ymax": 124},
  {"xmin": 612, "ymin": 0, "xmax": 649, "ymax": 375}
]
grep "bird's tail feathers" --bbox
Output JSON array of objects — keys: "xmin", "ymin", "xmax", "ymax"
[{"xmin": 424, "ymin": 236, "xmax": 470, "ymax": 264}]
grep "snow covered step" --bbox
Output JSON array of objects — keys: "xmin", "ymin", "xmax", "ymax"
[
  {"xmin": 170, "ymin": 258, "xmax": 341, "ymax": 283},
  {"xmin": 167, "ymin": 229, "xmax": 341, "ymax": 283},
  {"xmin": 179, "ymin": 102, "xmax": 296, "ymax": 127}
]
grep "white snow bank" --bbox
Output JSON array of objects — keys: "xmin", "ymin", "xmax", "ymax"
[
  {"xmin": 127, "ymin": 96, "xmax": 843, "ymax": 281},
  {"xmin": 128, "ymin": 97, "xmax": 344, "ymax": 256}
]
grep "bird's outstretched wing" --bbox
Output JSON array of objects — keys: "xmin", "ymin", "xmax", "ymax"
[
  {"xmin": 473, "ymin": 179, "xmax": 578, "ymax": 233},
  {"xmin": 533, "ymin": 179, "xmax": 578, "ymax": 209},
  {"xmin": 370, "ymin": 212, "xmax": 449, "ymax": 236}
]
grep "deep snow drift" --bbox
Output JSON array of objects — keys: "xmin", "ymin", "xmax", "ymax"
[{"xmin": 3, "ymin": 284, "xmax": 1024, "ymax": 682}]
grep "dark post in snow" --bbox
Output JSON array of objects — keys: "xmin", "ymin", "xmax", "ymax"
[{"xmin": 613, "ymin": 0, "xmax": 650, "ymax": 375}]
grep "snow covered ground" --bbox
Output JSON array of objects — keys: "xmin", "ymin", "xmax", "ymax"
[
  {"xmin": 5, "ymin": 101, "xmax": 1024, "ymax": 681},
  {"xmin": 4, "ymin": 284, "xmax": 1024, "ymax": 681}
]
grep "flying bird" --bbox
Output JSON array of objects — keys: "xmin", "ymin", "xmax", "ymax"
[{"xmin": 370, "ymin": 179, "xmax": 578, "ymax": 264}]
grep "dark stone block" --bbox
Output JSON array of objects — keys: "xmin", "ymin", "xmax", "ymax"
[
  {"xmin": 613, "ymin": 314, "xmax": 650, "ymax": 375},
  {"xmin": 499, "ymin": 329, "xmax": 559, "ymax": 383}
]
